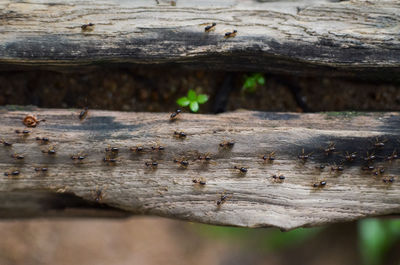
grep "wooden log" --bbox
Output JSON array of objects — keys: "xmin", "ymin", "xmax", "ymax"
[
  {"xmin": 0, "ymin": 107, "xmax": 399, "ymax": 230},
  {"xmin": 0, "ymin": 0, "xmax": 400, "ymax": 78}
]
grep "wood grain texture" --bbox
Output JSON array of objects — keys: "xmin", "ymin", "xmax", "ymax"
[
  {"xmin": 1, "ymin": 0, "xmax": 400, "ymax": 77},
  {"xmin": 0, "ymin": 108, "xmax": 399, "ymax": 230}
]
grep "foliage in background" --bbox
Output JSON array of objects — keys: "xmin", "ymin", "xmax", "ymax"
[
  {"xmin": 242, "ymin": 73, "xmax": 265, "ymax": 93},
  {"xmin": 193, "ymin": 219, "xmax": 400, "ymax": 264},
  {"xmin": 176, "ymin": 89, "xmax": 208, "ymax": 112},
  {"xmin": 359, "ymin": 219, "xmax": 400, "ymax": 265}
]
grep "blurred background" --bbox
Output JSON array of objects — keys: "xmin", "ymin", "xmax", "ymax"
[{"xmin": 0, "ymin": 67, "xmax": 400, "ymax": 265}]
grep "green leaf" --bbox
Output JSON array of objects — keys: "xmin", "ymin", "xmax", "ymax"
[
  {"xmin": 359, "ymin": 219, "xmax": 389, "ymax": 265},
  {"xmin": 257, "ymin": 75, "xmax": 265, "ymax": 85},
  {"xmin": 187, "ymin": 89, "xmax": 197, "ymax": 101},
  {"xmin": 197, "ymin": 94, "xmax": 209, "ymax": 104},
  {"xmin": 189, "ymin": 101, "xmax": 199, "ymax": 112},
  {"xmin": 176, "ymin": 97, "xmax": 190, "ymax": 107},
  {"xmin": 243, "ymin": 79, "xmax": 256, "ymax": 89}
]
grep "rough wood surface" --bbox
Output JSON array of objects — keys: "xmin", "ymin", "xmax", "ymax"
[
  {"xmin": 0, "ymin": 108, "xmax": 399, "ymax": 230},
  {"xmin": 1, "ymin": 0, "xmax": 400, "ymax": 77}
]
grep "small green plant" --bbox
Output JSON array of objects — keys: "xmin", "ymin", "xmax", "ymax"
[
  {"xmin": 242, "ymin": 73, "xmax": 265, "ymax": 93},
  {"xmin": 176, "ymin": 89, "xmax": 208, "ymax": 113}
]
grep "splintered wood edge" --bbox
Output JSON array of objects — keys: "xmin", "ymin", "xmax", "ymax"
[
  {"xmin": 1, "ymin": 0, "xmax": 400, "ymax": 77},
  {"xmin": 0, "ymin": 108, "xmax": 399, "ymax": 230}
]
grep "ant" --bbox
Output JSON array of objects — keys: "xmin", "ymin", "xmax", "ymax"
[
  {"xmin": 362, "ymin": 165, "xmax": 375, "ymax": 171},
  {"xmin": 224, "ymin": 30, "xmax": 237, "ymax": 38},
  {"xmin": 15, "ymin": 129, "xmax": 30, "ymax": 136},
  {"xmin": 315, "ymin": 164, "xmax": 326, "ymax": 170},
  {"xmin": 23, "ymin": 115, "xmax": 45, "ymax": 127},
  {"xmin": 363, "ymin": 152, "xmax": 376, "ymax": 162},
  {"xmin": 382, "ymin": 176, "xmax": 395, "ymax": 184},
  {"xmin": 323, "ymin": 142, "xmax": 336, "ymax": 155},
  {"xmin": 344, "ymin": 151, "xmax": 357, "ymax": 162},
  {"xmin": 219, "ymin": 140, "xmax": 235, "ymax": 148},
  {"xmin": 372, "ymin": 167, "xmax": 385, "ymax": 176},
  {"xmin": 42, "ymin": 145, "xmax": 56, "ymax": 155},
  {"xmin": 173, "ymin": 131, "xmax": 187, "ymax": 139},
  {"xmin": 79, "ymin": 107, "xmax": 89, "ymax": 120},
  {"xmin": 105, "ymin": 146, "xmax": 119, "ymax": 154},
  {"xmin": 170, "ymin": 109, "xmax": 182, "ymax": 120},
  {"xmin": 81, "ymin": 23, "xmax": 95, "ymax": 31},
  {"xmin": 4, "ymin": 170, "xmax": 20, "ymax": 176},
  {"xmin": 11, "ymin": 153, "xmax": 24, "ymax": 159},
  {"xmin": 271, "ymin": 173, "xmax": 285, "ymax": 182},
  {"xmin": 373, "ymin": 137, "xmax": 387, "ymax": 148},
  {"xmin": 34, "ymin": 167, "xmax": 48, "ymax": 173},
  {"xmin": 262, "ymin": 151, "xmax": 276, "ymax": 162},
  {"xmin": 145, "ymin": 161, "xmax": 158, "ymax": 169},
  {"xmin": 204, "ymin": 22, "xmax": 216, "ymax": 32},
  {"xmin": 0, "ymin": 139, "xmax": 12, "ymax": 146},
  {"xmin": 233, "ymin": 166, "xmax": 247, "ymax": 174},
  {"xmin": 151, "ymin": 141, "xmax": 165, "ymax": 151},
  {"xmin": 216, "ymin": 191, "xmax": 231, "ymax": 206},
  {"xmin": 385, "ymin": 150, "xmax": 398, "ymax": 161},
  {"xmin": 330, "ymin": 163, "xmax": 344, "ymax": 172},
  {"xmin": 298, "ymin": 149, "xmax": 313, "ymax": 162},
  {"xmin": 93, "ymin": 186, "xmax": 107, "ymax": 203},
  {"xmin": 313, "ymin": 180, "xmax": 327, "ymax": 188},
  {"xmin": 194, "ymin": 153, "xmax": 212, "ymax": 162},
  {"xmin": 192, "ymin": 177, "xmax": 206, "ymax": 186},
  {"xmin": 103, "ymin": 156, "xmax": 117, "ymax": 164},
  {"xmin": 71, "ymin": 153, "xmax": 87, "ymax": 162},
  {"xmin": 36, "ymin": 137, "xmax": 50, "ymax": 144},
  {"xmin": 173, "ymin": 158, "xmax": 189, "ymax": 168},
  {"xmin": 131, "ymin": 145, "xmax": 146, "ymax": 153}
]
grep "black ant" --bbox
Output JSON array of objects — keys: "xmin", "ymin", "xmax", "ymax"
[
  {"xmin": 145, "ymin": 161, "xmax": 158, "ymax": 169},
  {"xmin": 204, "ymin": 22, "xmax": 216, "ymax": 32},
  {"xmin": 36, "ymin": 137, "xmax": 50, "ymax": 144},
  {"xmin": 344, "ymin": 151, "xmax": 357, "ymax": 162},
  {"xmin": 313, "ymin": 180, "xmax": 327, "ymax": 188},
  {"xmin": 192, "ymin": 177, "xmax": 206, "ymax": 186},
  {"xmin": 81, "ymin": 23, "xmax": 95, "ymax": 31},
  {"xmin": 315, "ymin": 164, "xmax": 326, "ymax": 170},
  {"xmin": 373, "ymin": 137, "xmax": 387, "ymax": 148},
  {"xmin": 173, "ymin": 158, "xmax": 189, "ymax": 168},
  {"xmin": 131, "ymin": 145, "xmax": 146, "ymax": 153},
  {"xmin": 105, "ymin": 146, "xmax": 119, "ymax": 154},
  {"xmin": 170, "ymin": 109, "xmax": 181, "ymax": 120},
  {"xmin": 79, "ymin": 107, "xmax": 89, "ymax": 120},
  {"xmin": 42, "ymin": 145, "xmax": 56, "ymax": 155},
  {"xmin": 330, "ymin": 163, "xmax": 344, "ymax": 172},
  {"xmin": 173, "ymin": 131, "xmax": 187, "ymax": 139},
  {"xmin": 11, "ymin": 153, "xmax": 24, "ymax": 159},
  {"xmin": 71, "ymin": 153, "xmax": 87, "ymax": 162},
  {"xmin": 4, "ymin": 170, "xmax": 20, "ymax": 176},
  {"xmin": 364, "ymin": 152, "xmax": 376, "ymax": 162},
  {"xmin": 34, "ymin": 167, "xmax": 48, "ymax": 173},
  {"xmin": 194, "ymin": 153, "xmax": 213, "ymax": 162},
  {"xmin": 298, "ymin": 149, "xmax": 313, "ymax": 162},
  {"xmin": 362, "ymin": 165, "xmax": 375, "ymax": 171},
  {"xmin": 372, "ymin": 167, "xmax": 385, "ymax": 176},
  {"xmin": 103, "ymin": 156, "xmax": 117, "ymax": 164},
  {"xmin": 385, "ymin": 150, "xmax": 398, "ymax": 161},
  {"xmin": 0, "ymin": 139, "xmax": 12, "ymax": 146},
  {"xmin": 151, "ymin": 142, "xmax": 165, "ymax": 151},
  {"xmin": 93, "ymin": 186, "xmax": 107, "ymax": 203},
  {"xmin": 271, "ymin": 173, "xmax": 285, "ymax": 182},
  {"xmin": 216, "ymin": 191, "xmax": 231, "ymax": 206},
  {"xmin": 15, "ymin": 129, "xmax": 30, "ymax": 136},
  {"xmin": 382, "ymin": 176, "xmax": 395, "ymax": 184},
  {"xmin": 224, "ymin": 30, "xmax": 237, "ymax": 38},
  {"xmin": 234, "ymin": 166, "xmax": 247, "ymax": 174},
  {"xmin": 262, "ymin": 151, "xmax": 276, "ymax": 162},
  {"xmin": 219, "ymin": 140, "xmax": 235, "ymax": 148},
  {"xmin": 323, "ymin": 142, "xmax": 336, "ymax": 155}
]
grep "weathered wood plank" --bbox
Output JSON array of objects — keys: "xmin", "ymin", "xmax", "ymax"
[
  {"xmin": 0, "ymin": 108, "xmax": 399, "ymax": 230},
  {"xmin": 1, "ymin": 0, "xmax": 400, "ymax": 77}
]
